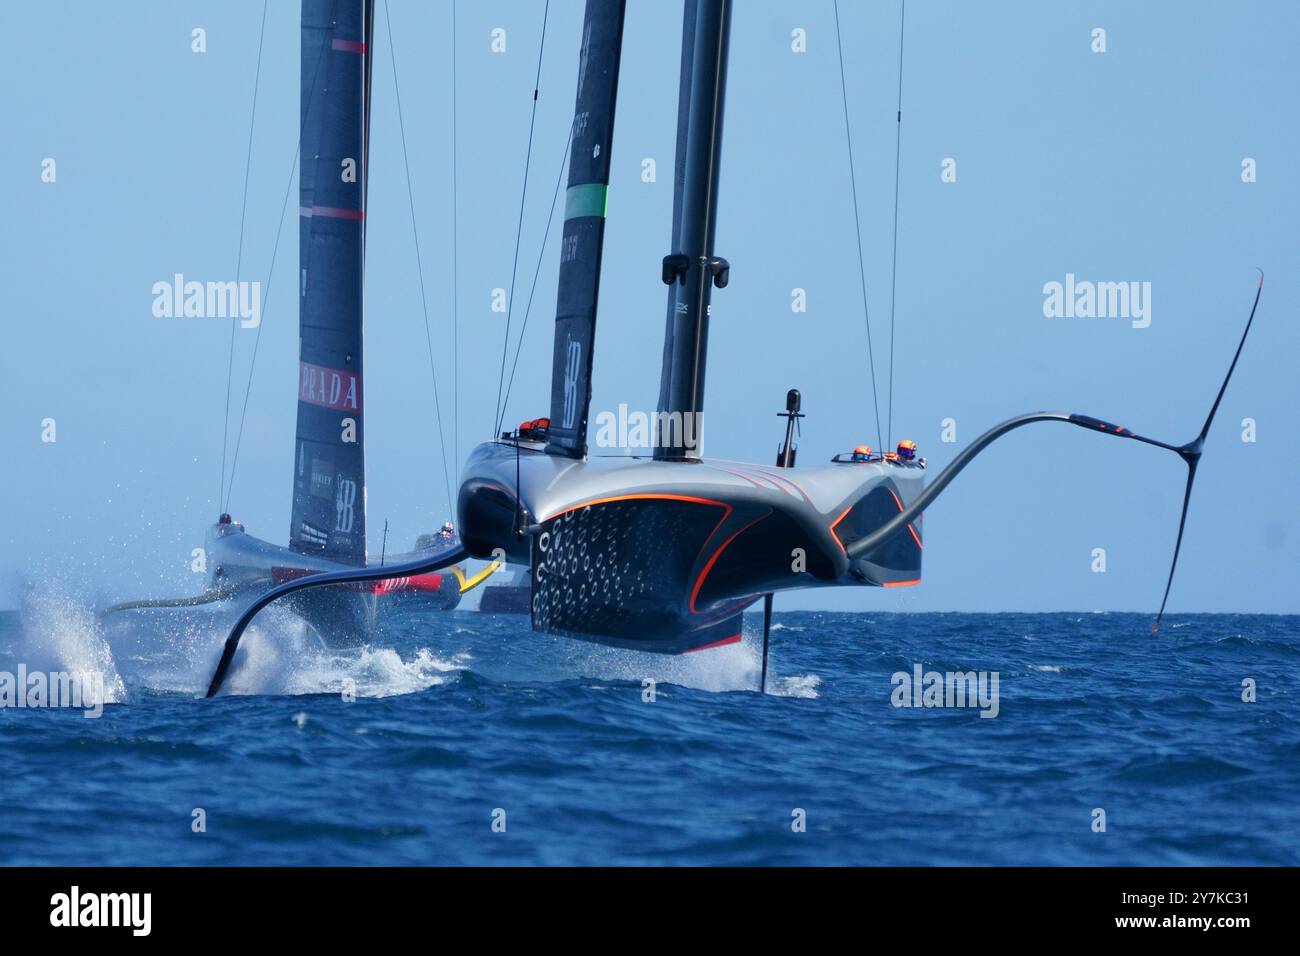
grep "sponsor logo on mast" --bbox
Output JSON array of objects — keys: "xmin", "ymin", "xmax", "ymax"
[
  {"xmin": 298, "ymin": 361, "xmax": 362, "ymax": 412},
  {"xmin": 561, "ymin": 338, "xmax": 582, "ymax": 429},
  {"xmin": 577, "ymin": 21, "xmax": 592, "ymax": 100},
  {"xmin": 335, "ymin": 477, "xmax": 358, "ymax": 533}
]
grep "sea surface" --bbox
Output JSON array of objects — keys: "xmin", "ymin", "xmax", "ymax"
[{"xmin": 1, "ymin": 599, "xmax": 1296, "ymax": 866}]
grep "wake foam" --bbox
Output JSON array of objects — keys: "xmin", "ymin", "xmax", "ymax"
[
  {"xmin": 213, "ymin": 606, "xmax": 464, "ymax": 699},
  {"xmin": 565, "ymin": 628, "xmax": 820, "ymax": 698}
]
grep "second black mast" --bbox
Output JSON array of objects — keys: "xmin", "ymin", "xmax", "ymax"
[{"xmin": 654, "ymin": 0, "xmax": 732, "ymax": 462}]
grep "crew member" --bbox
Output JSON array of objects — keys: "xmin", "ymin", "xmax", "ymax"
[{"xmin": 850, "ymin": 444, "xmax": 872, "ymax": 462}]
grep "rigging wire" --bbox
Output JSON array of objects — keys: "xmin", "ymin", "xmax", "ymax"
[
  {"xmin": 832, "ymin": 0, "xmax": 884, "ymax": 455},
  {"xmin": 885, "ymin": 0, "xmax": 906, "ymax": 449},
  {"xmin": 492, "ymin": 0, "xmax": 552, "ymax": 439},
  {"xmin": 224, "ymin": 145, "xmax": 300, "ymax": 512},
  {"xmin": 451, "ymin": 0, "xmax": 459, "ymax": 476},
  {"xmin": 224, "ymin": 0, "xmax": 339, "ymax": 512},
  {"xmin": 219, "ymin": 0, "xmax": 269, "ymax": 512},
  {"xmin": 498, "ymin": 124, "xmax": 573, "ymax": 431},
  {"xmin": 383, "ymin": 0, "xmax": 455, "ymax": 520}
]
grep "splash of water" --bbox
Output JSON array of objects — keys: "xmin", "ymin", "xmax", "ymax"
[
  {"xmin": 565, "ymin": 629, "xmax": 820, "ymax": 698},
  {"xmin": 16, "ymin": 590, "xmax": 127, "ymax": 704},
  {"xmin": 222, "ymin": 624, "xmax": 465, "ymax": 699}
]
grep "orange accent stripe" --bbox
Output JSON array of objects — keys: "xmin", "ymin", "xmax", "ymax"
[
  {"xmin": 544, "ymin": 493, "xmax": 728, "ymax": 523},
  {"xmin": 681, "ymin": 634, "xmax": 742, "ymax": 654},
  {"xmin": 829, "ymin": 505, "xmax": 854, "ymax": 552},
  {"xmin": 689, "ymin": 510, "xmax": 771, "ymax": 614},
  {"xmin": 883, "ymin": 578, "xmax": 921, "ymax": 588},
  {"xmin": 744, "ymin": 466, "xmax": 810, "ymax": 501},
  {"xmin": 887, "ymin": 489, "xmax": 924, "ymax": 550},
  {"xmin": 710, "ymin": 465, "xmax": 765, "ymax": 487}
]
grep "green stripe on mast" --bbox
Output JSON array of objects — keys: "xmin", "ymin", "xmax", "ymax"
[{"xmin": 564, "ymin": 183, "xmax": 609, "ymax": 220}]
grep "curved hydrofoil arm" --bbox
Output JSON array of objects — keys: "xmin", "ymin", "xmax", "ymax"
[
  {"xmin": 452, "ymin": 560, "xmax": 504, "ymax": 595},
  {"xmin": 847, "ymin": 273, "xmax": 1263, "ymax": 632},
  {"xmin": 102, "ymin": 585, "xmax": 243, "ymax": 615},
  {"xmin": 205, "ymin": 544, "xmax": 470, "ymax": 698}
]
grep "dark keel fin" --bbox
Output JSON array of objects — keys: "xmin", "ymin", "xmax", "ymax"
[
  {"xmin": 760, "ymin": 593, "xmax": 773, "ymax": 693},
  {"xmin": 205, "ymin": 544, "xmax": 469, "ymax": 698},
  {"xmin": 847, "ymin": 273, "xmax": 1263, "ymax": 632}
]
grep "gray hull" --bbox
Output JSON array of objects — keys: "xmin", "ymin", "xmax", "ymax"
[
  {"xmin": 458, "ymin": 440, "xmax": 925, "ymax": 653},
  {"xmin": 207, "ymin": 521, "xmax": 461, "ymax": 645}
]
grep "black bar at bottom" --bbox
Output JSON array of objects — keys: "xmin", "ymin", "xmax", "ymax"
[{"xmin": 0, "ymin": 866, "xmax": 1282, "ymax": 940}]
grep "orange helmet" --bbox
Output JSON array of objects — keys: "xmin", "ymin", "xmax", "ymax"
[
  {"xmin": 851, "ymin": 444, "xmax": 871, "ymax": 461},
  {"xmin": 897, "ymin": 439, "xmax": 917, "ymax": 460}
]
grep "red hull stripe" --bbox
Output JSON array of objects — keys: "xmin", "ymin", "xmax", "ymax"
[
  {"xmin": 331, "ymin": 39, "xmax": 367, "ymax": 53},
  {"xmin": 374, "ymin": 573, "xmax": 443, "ymax": 595},
  {"xmin": 681, "ymin": 634, "xmax": 742, "ymax": 654}
]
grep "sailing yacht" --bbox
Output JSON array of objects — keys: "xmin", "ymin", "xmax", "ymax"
[
  {"xmin": 110, "ymin": 0, "xmax": 487, "ymax": 639},
  {"xmin": 206, "ymin": 0, "xmax": 1260, "ymax": 696},
  {"xmin": 208, "ymin": 0, "xmax": 461, "ymax": 639}
]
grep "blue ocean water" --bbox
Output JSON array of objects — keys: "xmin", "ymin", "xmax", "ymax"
[{"xmin": 0, "ymin": 600, "xmax": 1296, "ymax": 866}]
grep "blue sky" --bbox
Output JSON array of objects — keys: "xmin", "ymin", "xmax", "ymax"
[{"xmin": 1, "ymin": 0, "xmax": 1296, "ymax": 613}]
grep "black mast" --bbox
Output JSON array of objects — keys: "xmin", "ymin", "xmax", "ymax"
[
  {"xmin": 654, "ymin": 0, "xmax": 732, "ymax": 462},
  {"xmin": 543, "ymin": 0, "xmax": 629, "ymax": 458},
  {"xmin": 291, "ymin": 0, "xmax": 372, "ymax": 565},
  {"xmin": 654, "ymin": 0, "xmax": 697, "ymax": 428}
]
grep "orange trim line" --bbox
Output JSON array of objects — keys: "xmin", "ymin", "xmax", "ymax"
[
  {"xmin": 738, "ymin": 466, "xmax": 811, "ymax": 502},
  {"xmin": 886, "ymin": 489, "xmax": 924, "ymax": 550},
  {"xmin": 689, "ymin": 509, "xmax": 772, "ymax": 614},
  {"xmin": 544, "ymin": 492, "xmax": 729, "ymax": 523},
  {"xmin": 755, "ymin": 468, "xmax": 811, "ymax": 502},
  {"xmin": 829, "ymin": 505, "xmax": 854, "ymax": 552},
  {"xmin": 883, "ymin": 578, "xmax": 921, "ymax": 588},
  {"xmin": 709, "ymin": 465, "xmax": 765, "ymax": 488},
  {"xmin": 681, "ymin": 634, "xmax": 742, "ymax": 654}
]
